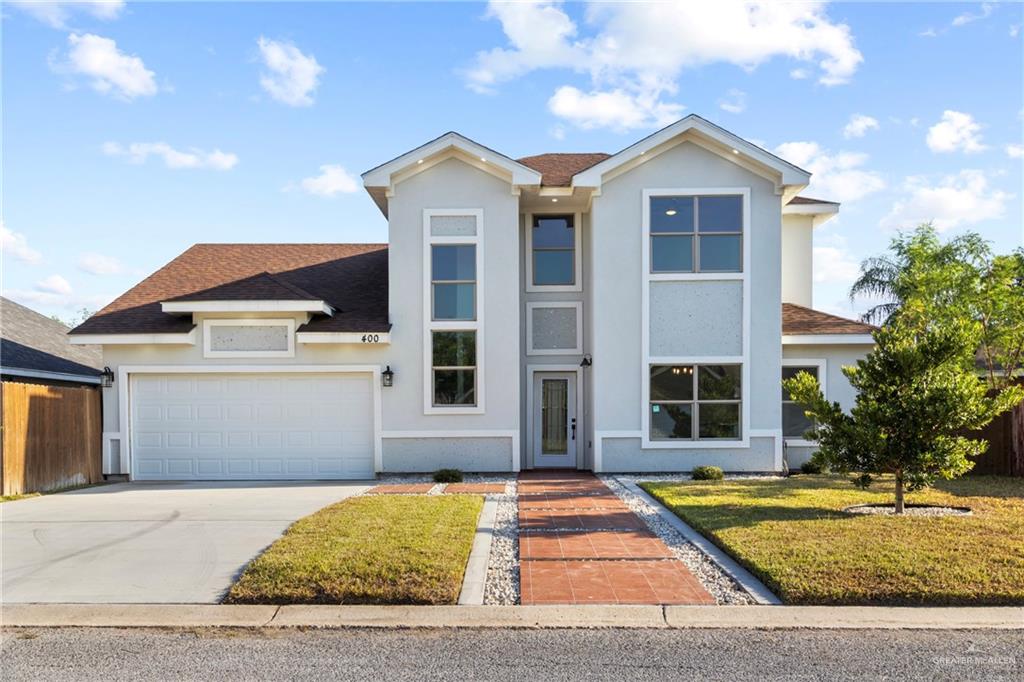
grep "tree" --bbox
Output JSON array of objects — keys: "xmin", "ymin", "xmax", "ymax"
[
  {"xmin": 49, "ymin": 307, "xmax": 95, "ymax": 329},
  {"xmin": 785, "ymin": 318, "xmax": 1023, "ymax": 513}
]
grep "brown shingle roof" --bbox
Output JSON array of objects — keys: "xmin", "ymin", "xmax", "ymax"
[
  {"xmin": 70, "ymin": 244, "xmax": 390, "ymax": 335},
  {"xmin": 782, "ymin": 303, "xmax": 875, "ymax": 336},
  {"xmin": 787, "ymin": 196, "xmax": 839, "ymax": 205},
  {"xmin": 517, "ymin": 153, "xmax": 611, "ymax": 187},
  {"xmin": 1, "ymin": 297, "xmax": 103, "ymax": 377}
]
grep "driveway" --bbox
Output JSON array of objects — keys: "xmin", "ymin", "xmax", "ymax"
[{"xmin": 1, "ymin": 481, "xmax": 371, "ymax": 603}]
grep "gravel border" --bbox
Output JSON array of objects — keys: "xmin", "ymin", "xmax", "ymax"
[
  {"xmin": 845, "ymin": 504, "xmax": 973, "ymax": 517},
  {"xmin": 483, "ymin": 480, "xmax": 519, "ymax": 605},
  {"xmin": 601, "ymin": 476, "xmax": 754, "ymax": 605}
]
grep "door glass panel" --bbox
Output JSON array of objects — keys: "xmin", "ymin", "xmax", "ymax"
[{"xmin": 541, "ymin": 379, "xmax": 568, "ymax": 454}]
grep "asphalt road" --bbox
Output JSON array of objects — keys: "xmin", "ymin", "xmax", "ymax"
[{"xmin": 3, "ymin": 627, "xmax": 1021, "ymax": 681}]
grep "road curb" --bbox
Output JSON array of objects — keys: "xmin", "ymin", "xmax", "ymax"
[{"xmin": 3, "ymin": 604, "xmax": 1022, "ymax": 630}]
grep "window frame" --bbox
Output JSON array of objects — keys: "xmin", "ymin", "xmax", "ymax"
[
  {"xmin": 781, "ymin": 359, "xmax": 827, "ymax": 444},
  {"xmin": 649, "ymin": 194, "xmax": 744, "ymax": 274},
  {"xmin": 430, "ymin": 330, "xmax": 478, "ymax": 407},
  {"xmin": 430, "ymin": 243, "xmax": 476, "ymax": 321},
  {"xmin": 649, "ymin": 364, "xmax": 743, "ymax": 441},
  {"xmin": 423, "ymin": 209, "xmax": 485, "ymax": 415},
  {"xmin": 525, "ymin": 211, "xmax": 583, "ymax": 293}
]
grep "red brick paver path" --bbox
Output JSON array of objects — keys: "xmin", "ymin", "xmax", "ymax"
[
  {"xmin": 367, "ymin": 483, "xmax": 435, "ymax": 494},
  {"xmin": 517, "ymin": 471, "xmax": 715, "ymax": 605},
  {"xmin": 444, "ymin": 483, "xmax": 507, "ymax": 494}
]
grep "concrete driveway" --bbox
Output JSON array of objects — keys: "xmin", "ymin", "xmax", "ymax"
[{"xmin": 1, "ymin": 481, "xmax": 371, "ymax": 603}]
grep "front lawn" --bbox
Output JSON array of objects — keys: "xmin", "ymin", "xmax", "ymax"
[
  {"xmin": 641, "ymin": 475, "xmax": 1024, "ymax": 605},
  {"xmin": 226, "ymin": 494, "xmax": 483, "ymax": 605}
]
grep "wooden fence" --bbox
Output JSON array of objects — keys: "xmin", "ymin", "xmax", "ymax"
[
  {"xmin": 1, "ymin": 381, "xmax": 102, "ymax": 496},
  {"xmin": 967, "ymin": 401, "xmax": 1024, "ymax": 477}
]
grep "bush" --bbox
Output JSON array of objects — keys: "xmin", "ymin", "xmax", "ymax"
[
  {"xmin": 433, "ymin": 468, "xmax": 463, "ymax": 483},
  {"xmin": 692, "ymin": 465, "xmax": 724, "ymax": 481},
  {"xmin": 800, "ymin": 460, "xmax": 825, "ymax": 475}
]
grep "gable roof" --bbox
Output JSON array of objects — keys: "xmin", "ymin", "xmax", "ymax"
[
  {"xmin": 69, "ymin": 244, "xmax": 390, "ymax": 336},
  {"xmin": 1, "ymin": 297, "xmax": 103, "ymax": 379},
  {"xmin": 782, "ymin": 303, "xmax": 876, "ymax": 336},
  {"xmin": 164, "ymin": 272, "xmax": 322, "ymax": 302},
  {"xmin": 517, "ymin": 153, "xmax": 611, "ymax": 187}
]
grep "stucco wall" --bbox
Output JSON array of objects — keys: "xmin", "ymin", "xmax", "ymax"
[
  {"xmin": 601, "ymin": 436, "xmax": 776, "ymax": 472},
  {"xmin": 781, "ymin": 214, "xmax": 814, "ymax": 307},
  {"xmin": 381, "ymin": 436, "xmax": 513, "ymax": 472},
  {"xmin": 649, "ymin": 281, "xmax": 742, "ymax": 356},
  {"xmin": 589, "ymin": 140, "xmax": 783, "ymax": 470}
]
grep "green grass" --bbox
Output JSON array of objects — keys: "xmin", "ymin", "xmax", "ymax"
[
  {"xmin": 225, "ymin": 494, "xmax": 484, "ymax": 605},
  {"xmin": 0, "ymin": 492, "xmax": 41, "ymax": 503},
  {"xmin": 641, "ymin": 475, "xmax": 1024, "ymax": 606}
]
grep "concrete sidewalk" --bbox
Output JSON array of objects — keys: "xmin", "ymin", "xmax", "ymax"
[{"xmin": 3, "ymin": 604, "xmax": 1021, "ymax": 630}]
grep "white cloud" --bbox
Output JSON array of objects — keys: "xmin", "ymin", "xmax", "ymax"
[
  {"xmin": 78, "ymin": 252, "xmax": 124, "ymax": 275},
  {"xmin": 881, "ymin": 170, "xmax": 1011, "ymax": 232},
  {"xmin": 813, "ymin": 235, "xmax": 860, "ymax": 284},
  {"xmin": 547, "ymin": 86, "xmax": 683, "ymax": 132},
  {"xmin": 1, "ymin": 222, "xmax": 42, "ymax": 264},
  {"xmin": 52, "ymin": 33, "xmax": 157, "ymax": 100},
  {"xmin": 466, "ymin": 1, "xmax": 862, "ymax": 131},
  {"xmin": 775, "ymin": 141, "xmax": 885, "ymax": 203},
  {"xmin": 789, "ymin": 68, "xmax": 809, "ymax": 79},
  {"xmin": 103, "ymin": 142, "xmax": 238, "ymax": 170},
  {"xmin": 842, "ymin": 113, "xmax": 879, "ymax": 139},
  {"xmin": 926, "ymin": 110, "xmax": 988, "ymax": 153},
  {"xmin": 919, "ymin": 27, "xmax": 939, "ymax": 38},
  {"xmin": 718, "ymin": 88, "xmax": 746, "ymax": 114},
  {"xmin": 257, "ymin": 37, "xmax": 324, "ymax": 107},
  {"xmin": 11, "ymin": 1, "xmax": 124, "ymax": 29},
  {"xmin": 291, "ymin": 165, "xmax": 360, "ymax": 197},
  {"xmin": 37, "ymin": 274, "xmax": 73, "ymax": 296},
  {"xmin": 952, "ymin": 2, "xmax": 994, "ymax": 28},
  {"xmin": 1006, "ymin": 143, "xmax": 1024, "ymax": 159},
  {"xmin": 1011, "ymin": 24, "xmax": 1021, "ymax": 38}
]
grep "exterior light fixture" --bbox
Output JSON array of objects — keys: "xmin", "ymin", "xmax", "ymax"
[
  {"xmin": 551, "ymin": 198, "xmax": 558, "ymax": 203},
  {"xmin": 101, "ymin": 366, "xmax": 115, "ymax": 388},
  {"xmin": 580, "ymin": 354, "xmax": 593, "ymax": 368},
  {"xmin": 480, "ymin": 157, "xmax": 486, "ymax": 162},
  {"xmin": 731, "ymin": 148, "xmax": 740, "ymax": 155},
  {"xmin": 417, "ymin": 159, "xmax": 424, "ymax": 164},
  {"xmin": 665, "ymin": 209, "xmax": 677, "ymax": 216},
  {"xmin": 382, "ymin": 365, "xmax": 394, "ymax": 387}
]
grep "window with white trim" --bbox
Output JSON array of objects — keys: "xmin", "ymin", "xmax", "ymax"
[
  {"xmin": 431, "ymin": 330, "xmax": 476, "ymax": 406},
  {"xmin": 782, "ymin": 365, "xmax": 819, "ymax": 439},
  {"xmin": 531, "ymin": 214, "xmax": 575, "ymax": 286},
  {"xmin": 649, "ymin": 364, "xmax": 741, "ymax": 440},
  {"xmin": 431, "ymin": 244, "xmax": 476, "ymax": 320},
  {"xmin": 650, "ymin": 195, "xmax": 743, "ymax": 273}
]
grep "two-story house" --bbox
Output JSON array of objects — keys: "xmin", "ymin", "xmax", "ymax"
[{"xmin": 69, "ymin": 115, "xmax": 875, "ymax": 480}]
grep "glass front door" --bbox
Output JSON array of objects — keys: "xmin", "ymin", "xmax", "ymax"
[{"xmin": 533, "ymin": 372, "xmax": 577, "ymax": 468}]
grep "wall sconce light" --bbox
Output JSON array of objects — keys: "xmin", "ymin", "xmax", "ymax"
[
  {"xmin": 101, "ymin": 366, "xmax": 115, "ymax": 388},
  {"xmin": 382, "ymin": 365, "xmax": 394, "ymax": 387},
  {"xmin": 580, "ymin": 354, "xmax": 592, "ymax": 368}
]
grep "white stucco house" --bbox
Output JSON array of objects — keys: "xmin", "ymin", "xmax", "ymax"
[{"xmin": 70, "ymin": 114, "xmax": 875, "ymax": 480}]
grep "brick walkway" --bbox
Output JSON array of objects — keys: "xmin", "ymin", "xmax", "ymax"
[{"xmin": 518, "ymin": 471, "xmax": 715, "ymax": 605}]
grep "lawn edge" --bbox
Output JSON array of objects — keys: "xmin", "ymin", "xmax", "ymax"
[{"xmin": 457, "ymin": 497, "xmax": 498, "ymax": 605}]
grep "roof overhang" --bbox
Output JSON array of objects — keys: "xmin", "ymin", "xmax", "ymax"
[
  {"xmin": 160, "ymin": 300, "xmax": 334, "ymax": 315},
  {"xmin": 0, "ymin": 366, "xmax": 102, "ymax": 385},
  {"xmin": 782, "ymin": 333, "xmax": 875, "ymax": 345},
  {"xmin": 572, "ymin": 115, "xmax": 811, "ymax": 200},
  {"xmin": 69, "ymin": 329, "xmax": 198, "ymax": 345},
  {"xmin": 296, "ymin": 331, "xmax": 391, "ymax": 345},
  {"xmin": 783, "ymin": 201, "xmax": 840, "ymax": 228},
  {"xmin": 362, "ymin": 132, "xmax": 543, "ymax": 216}
]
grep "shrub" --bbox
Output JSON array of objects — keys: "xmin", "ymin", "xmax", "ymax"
[
  {"xmin": 692, "ymin": 465, "xmax": 724, "ymax": 481},
  {"xmin": 800, "ymin": 460, "xmax": 825, "ymax": 475},
  {"xmin": 433, "ymin": 468, "xmax": 463, "ymax": 483}
]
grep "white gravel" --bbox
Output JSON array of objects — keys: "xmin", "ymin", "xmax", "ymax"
[
  {"xmin": 844, "ymin": 504, "xmax": 972, "ymax": 517},
  {"xmin": 601, "ymin": 476, "xmax": 755, "ymax": 605},
  {"xmin": 483, "ymin": 480, "xmax": 520, "ymax": 605}
]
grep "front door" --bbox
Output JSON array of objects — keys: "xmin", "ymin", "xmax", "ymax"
[{"xmin": 533, "ymin": 372, "xmax": 577, "ymax": 468}]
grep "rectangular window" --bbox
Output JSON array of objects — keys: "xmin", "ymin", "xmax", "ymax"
[
  {"xmin": 432, "ymin": 331, "xmax": 476, "ymax": 406},
  {"xmin": 432, "ymin": 244, "xmax": 476, "ymax": 320},
  {"xmin": 532, "ymin": 215, "xmax": 575, "ymax": 286},
  {"xmin": 782, "ymin": 366, "xmax": 819, "ymax": 438},
  {"xmin": 649, "ymin": 364, "xmax": 741, "ymax": 440},
  {"xmin": 650, "ymin": 195, "xmax": 742, "ymax": 273}
]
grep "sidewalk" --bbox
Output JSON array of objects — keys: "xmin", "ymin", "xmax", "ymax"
[{"xmin": 3, "ymin": 603, "xmax": 1022, "ymax": 630}]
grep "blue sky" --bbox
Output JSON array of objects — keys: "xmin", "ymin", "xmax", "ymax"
[{"xmin": 3, "ymin": 1, "xmax": 1022, "ymax": 322}]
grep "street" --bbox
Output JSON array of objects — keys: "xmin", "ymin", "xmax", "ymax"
[{"xmin": 3, "ymin": 627, "xmax": 1020, "ymax": 681}]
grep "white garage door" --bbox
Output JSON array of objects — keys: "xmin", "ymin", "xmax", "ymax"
[{"xmin": 130, "ymin": 373, "xmax": 375, "ymax": 480}]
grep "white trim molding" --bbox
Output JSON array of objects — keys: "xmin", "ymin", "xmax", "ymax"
[
  {"xmin": 102, "ymin": 431, "xmax": 122, "ymax": 475},
  {"xmin": 297, "ymin": 331, "xmax": 391, "ymax": 345},
  {"xmin": 116, "ymin": 364, "xmax": 385, "ymax": 480},
  {"xmin": 525, "ymin": 301, "xmax": 583, "ymax": 356},
  {"xmin": 749, "ymin": 428, "xmax": 784, "ymax": 471},
  {"xmin": 782, "ymin": 200, "xmax": 839, "ymax": 228},
  {"xmin": 0, "ymin": 367, "xmax": 101, "ymax": 385},
  {"xmin": 524, "ymin": 210, "xmax": 583, "ymax": 293},
  {"xmin": 526, "ymin": 364, "xmax": 585, "ymax": 470},
  {"xmin": 202, "ymin": 318, "xmax": 296, "ymax": 359},
  {"xmin": 69, "ymin": 330, "xmax": 197, "ymax": 346},
  {"xmin": 782, "ymin": 334, "xmax": 874, "ymax": 345},
  {"xmin": 640, "ymin": 187, "xmax": 752, "ymax": 450},
  {"xmin": 162, "ymin": 300, "xmax": 332, "ymax": 315},
  {"xmin": 423, "ymin": 209, "xmax": 486, "ymax": 415}
]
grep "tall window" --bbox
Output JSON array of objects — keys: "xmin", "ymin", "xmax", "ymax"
[
  {"xmin": 432, "ymin": 245, "xmax": 476, "ymax": 320},
  {"xmin": 432, "ymin": 331, "xmax": 476, "ymax": 406},
  {"xmin": 531, "ymin": 215, "xmax": 575, "ymax": 286},
  {"xmin": 649, "ymin": 364, "xmax": 741, "ymax": 440},
  {"xmin": 782, "ymin": 365, "xmax": 819, "ymax": 439},
  {"xmin": 650, "ymin": 195, "xmax": 742, "ymax": 273}
]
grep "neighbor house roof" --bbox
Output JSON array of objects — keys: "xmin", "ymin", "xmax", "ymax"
[
  {"xmin": 516, "ymin": 153, "xmax": 611, "ymax": 187},
  {"xmin": 782, "ymin": 303, "xmax": 876, "ymax": 336},
  {"xmin": 1, "ymin": 297, "xmax": 103, "ymax": 381},
  {"xmin": 69, "ymin": 244, "xmax": 390, "ymax": 336},
  {"xmin": 786, "ymin": 196, "xmax": 839, "ymax": 206}
]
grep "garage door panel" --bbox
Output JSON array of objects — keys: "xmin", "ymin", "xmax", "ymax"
[{"xmin": 131, "ymin": 373, "xmax": 375, "ymax": 480}]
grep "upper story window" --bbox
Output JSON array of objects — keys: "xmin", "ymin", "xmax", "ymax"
[
  {"xmin": 431, "ymin": 244, "xmax": 476, "ymax": 320},
  {"xmin": 531, "ymin": 214, "xmax": 576, "ymax": 287},
  {"xmin": 650, "ymin": 195, "xmax": 743, "ymax": 273}
]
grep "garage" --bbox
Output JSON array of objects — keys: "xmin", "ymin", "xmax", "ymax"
[{"xmin": 130, "ymin": 372, "xmax": 375, "ymax": 480}]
